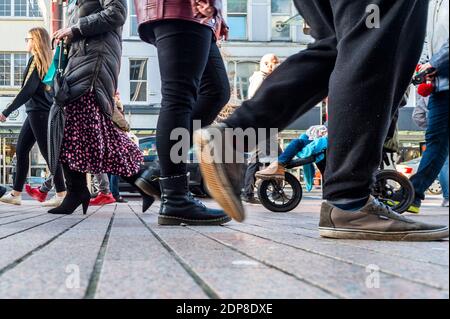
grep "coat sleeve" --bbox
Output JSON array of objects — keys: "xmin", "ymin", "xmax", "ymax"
[
  {"xmin": 430, "ymin": 40, "xmax": 449, "ymax": 73},
  {"xmin": 2, "ymin": 68, "xmax": 40, "ymax": 118},
  {"xmin": 72, "ymin": 0, "xmax": 128, "ymax": 38}
]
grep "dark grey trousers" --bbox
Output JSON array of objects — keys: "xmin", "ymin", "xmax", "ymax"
[{"xmin": 225, "ymin": 0, "xmax": 428, "ymax": 201}]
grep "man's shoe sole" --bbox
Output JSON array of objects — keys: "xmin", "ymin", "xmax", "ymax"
[
  {"xmin": 135, "ymin": 178, "xmax": 161, "ymax": 199},
  {"xmin": 158, "ymin": 215, "xmax": 231, "ymax": 226},
  {"xmin": 242, "ymin": 198, "xmax": 261, "ymax": 205},
  {"xmin": 319, "ymin": 226, "xmax": 449, "ymax": 241},
  {"xmin": 0, "ymin": 200, "xmax": 21, "ymax": 206},
  {"xmin": 29, "ymin": 194, "xmax": 48, "ymax": 203},
  {"xmin": 194, "ymin": 130, "xmax": 246, "ymax": 222}
]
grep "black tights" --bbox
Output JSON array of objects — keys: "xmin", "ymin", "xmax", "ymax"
[{"xmin": 14, "ymin": 112, "xmax": 65, "ymax": 193}]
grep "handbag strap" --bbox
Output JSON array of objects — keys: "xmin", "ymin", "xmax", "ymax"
[{"xmin": 58, "ymin": 40, "xmax": 65, "ymax": 72}]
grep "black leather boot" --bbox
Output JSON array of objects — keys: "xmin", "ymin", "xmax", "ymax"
[
  {"xmin": 134, "ymin": 166, "xmax": 162, "ymax": 199},
  {"xmin": 122, "ymin": 169, "xmax": 156, "ymax": 213},
  {"xmin": 48, "ymin": 167, "xmax": 90, "ymax": 215},
  {"xmin": 0, "ymin": 185, "xmax": 6, "ymax": 198},
  {"xmin": 158, "ymin": 174, "xmax": 231, "ymax": 226}
]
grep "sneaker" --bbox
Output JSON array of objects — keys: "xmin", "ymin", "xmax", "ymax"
[
  {"xmin": 442, "ymin": 199, "xmax": 449, "ymax": 208},
  {"xmin": 194, "ymin": 124, "xmax": 246, "ymax": 222},
  {"xmin": 25, "ymin": 184, "xmax": 48, "ymax": 203},
  {"xmin": 113, "ymin": 195, "xmax": 128, "ymax": 203},
  {"xmin": 90, "ymin": 193, "xmax": 116, "ymax": 206},
  {"xmin": 43, "ymin": 195, "xmax": 66, "ymax": 207},
  {"xmin": 403, "ymin": 200, "xmax": 421, "ymax": 214},
  {"xmin": 319, "ymin": 196, "xmax": 449, "ymax": 241},
  {"xmin": 387, "ymin": 200, "xmax": 421, "ymax": 214},
  {"xmin": 255, "ymin": 162, "xmax": 286, "ymax": 180},
  {"xmin": 387, "ymin": 192, "xmax": 421, "ymax": 214},
  {"xmin": 241, "ymin": 195, "xmax": 261, "ymax": 205},
  {"xmin": 0, "ymin": 192, "xmax": 22, "ymax": 206}
]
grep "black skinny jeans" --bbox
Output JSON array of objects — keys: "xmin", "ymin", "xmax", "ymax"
[
  {"xmin": 14, "ymin": 111, "xmax": 66, "ymax": 193},
  {"xmin": 151, "ymin": 20, "xmax": 230, "ymax": 177},
  {"xmin": 225, "ymin": 0, "xmax": 428, "ymax": 202}
]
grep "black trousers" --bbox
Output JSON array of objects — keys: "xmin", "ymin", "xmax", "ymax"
[
  {"xmin": 14, "ymin": 111, "xmax": 66, "ymax": 193},
  {"xmin": 225, "ymin": 0, "xmax": 428, "ymax": 201},
  {"xmin": 150, "ymin": 20, "xmax": 230, "ymax": 177}
]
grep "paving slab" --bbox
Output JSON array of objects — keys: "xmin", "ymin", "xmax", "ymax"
[
  {"xmin": 189, "ymin": 225, "xmax": 448, "ymax": 299},
  {"xmin": 0, "ymin": 206, "xmax": 110, "ymax": 299},
  {"xmin": 94, "ymin": 205, "xmax": 208, "ymax": 299},
  {"xmin": 140, "ymin": 212, "xmax": 334, "ymax": 299}
]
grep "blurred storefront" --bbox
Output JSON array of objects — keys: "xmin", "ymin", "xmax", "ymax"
[{"xmin": 0, "ymin": 98, "xmax": 48, "ymax": 186}]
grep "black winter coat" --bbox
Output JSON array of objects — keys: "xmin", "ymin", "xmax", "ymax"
[{"xmin": 62, "ymin": 0, "xmax": 127, "ymax": 118}]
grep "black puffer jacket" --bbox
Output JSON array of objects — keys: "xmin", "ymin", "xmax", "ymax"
[{"xmin": 62, "ymin": 0, "xmax": 127, "ymax": 118}]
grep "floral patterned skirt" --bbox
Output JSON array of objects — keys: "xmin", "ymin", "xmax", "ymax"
[{"xmin": 60, "ymin": 93, "xmax": 143, "ymax": 177}]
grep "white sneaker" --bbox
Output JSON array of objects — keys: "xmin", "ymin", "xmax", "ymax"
[
  {"xmin": 0, "ymin": 192, "xmax": 22, "ymax": 205},
  {"xmin": 43, "ymin": 195, "xmax": 65, "ymax": 207},
  {"xmin": 442, "ymin": 199, "xmax": 449, "ymax": 208}
]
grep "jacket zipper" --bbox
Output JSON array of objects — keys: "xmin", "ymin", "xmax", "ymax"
[{"xmin": 90, "ymin": 55, "xmax": 103, "ymax": 92}]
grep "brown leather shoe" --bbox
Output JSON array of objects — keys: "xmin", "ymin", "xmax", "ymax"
[
  {"xmin": 255, "ymin": 162, "xmax": 285, "ymax": 180},
  {"xmin": 194, "ymin": 124, "xmax": 246, "ymax": 222},
  {"xmin": 319, "ymin": 196, "xmax": 449, "ymax": 241}
]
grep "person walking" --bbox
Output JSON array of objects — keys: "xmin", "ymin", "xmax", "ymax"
[
  {"xmin": 242, "ymin": 54, "xmax": 280, "ymax": 204},
  {"xmin": 256, "ymin": 125, "xmax": 328, "ymax": 180},
  {"xmin": 108, "ymin": 92, "xmax": 130, "ymax": 204},
  {"xmin": 49, "ymin": 0, "xmax": 153, "ymax": 215},
  {"xmin": 90, "ymin": 173, "xmax": 116, "ymax": 206},
  {"xmin": 412, "ymin": 93, "xmax": 449, "ymax": 209},
  {"xmin": 109, "ymin": 174, "xmax": 127, "ymax": 203},
  {"xmin": 0, "ymin": 28, "xmax": 66, "ymax": 206},
  {"xmin": 194, "ymin": 0, "xmax": 449, "ymax": 241},
  {"xmin": 406, "ymin": 0, "xmax": 449, "ymax": 213},
  {"xmin": 11, "ymin": 155, "xmax": 17, "ymax": 185},
  {"xmin": 439, "ymin": 156, "xmax": 449, "ymax": 207},
  {"xmin": 25, "ymin": 175, "xmax": 66, "ymax": 207},
  {"xmin": 132, "ymin": 0, "xmax": 231, "ymax": 225}
]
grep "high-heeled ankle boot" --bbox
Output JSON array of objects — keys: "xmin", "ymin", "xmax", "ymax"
[
  {"xmin": 158, "ymin": 174, "xmax": 231, "ymax": 226},
  {"xmin": 48, "ymin": 167, "xmax": 91, "ymax": 215},
  {"xmin": 122, "ymin": 169, "xmax": 156, "ymax": 213}
]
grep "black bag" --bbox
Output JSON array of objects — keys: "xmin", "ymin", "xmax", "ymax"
[{"xmin": 48, "ymin": 40, "xmax": 69, "ymax": 175}]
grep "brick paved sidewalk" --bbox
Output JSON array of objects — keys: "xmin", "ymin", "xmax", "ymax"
[{"xmin": 0, "ymin": 196, "xmax": 448, "ymax": 299}]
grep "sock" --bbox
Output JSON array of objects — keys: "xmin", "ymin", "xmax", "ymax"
[{"xmin": 329, "ymin": 197, "xmax": 369, "ymax": 212}]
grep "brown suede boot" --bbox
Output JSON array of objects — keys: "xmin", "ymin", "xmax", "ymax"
[{"xmin": 255, "ymin": 162, "xmax": 286, "ymax": 180}]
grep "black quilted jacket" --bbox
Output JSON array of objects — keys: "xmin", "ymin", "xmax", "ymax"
[{"xmin": 62, "ymin": 0, "xmax": 127, "ymax": 117}]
